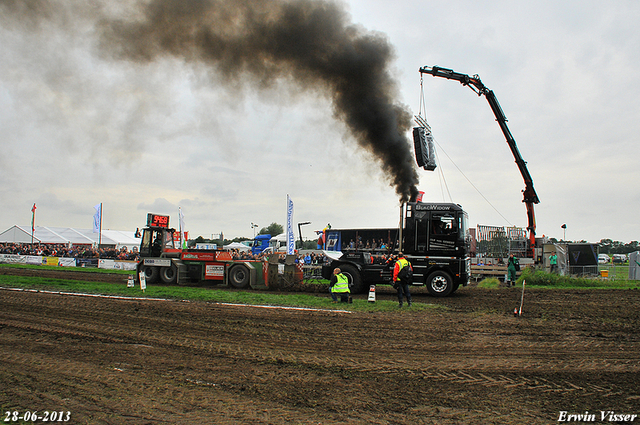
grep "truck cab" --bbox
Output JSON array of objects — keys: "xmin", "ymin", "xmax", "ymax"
[
  {"xmin": 403, "ymin": 202, "xmax": 470, "ymax": 257},
  {"xmin": 269, "ymin": 234, "xmax": 288, "ymax": 253},
  {"xmin": 250, "ymin": 234, "xmax": 271, "ymax": 256}
]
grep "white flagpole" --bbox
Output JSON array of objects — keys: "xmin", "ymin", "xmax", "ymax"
[{"xmin": 99, "ymin": 203, "xmax": 103, "ymax": 247}]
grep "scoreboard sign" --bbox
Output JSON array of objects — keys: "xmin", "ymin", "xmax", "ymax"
[{"xmin": 146, "ymin": 213, "xmax": 170, "ymax": 228}]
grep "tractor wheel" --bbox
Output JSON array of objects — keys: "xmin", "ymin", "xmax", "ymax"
[
  {"xmin": 426, "ymin": 270, "xmax": 454, "ymax": 297},
  {"xmin": 228, "ymin": 264, "xmax": 250, "ymax": 289},
  {"xmin": 142, "ymin": 266, "xmax": 159, "ymax": 284},
  {"xmin": 160, "ymin": 265, "xmax": 177, "ymax": 284}
]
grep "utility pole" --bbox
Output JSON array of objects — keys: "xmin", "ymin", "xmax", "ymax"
[{"xmin": 298, "ymin": 222, "xmax": 311, "ymax": 247}]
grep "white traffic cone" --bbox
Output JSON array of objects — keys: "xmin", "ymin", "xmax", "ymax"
[{"xmin": 367, "ymin": 285, "xmax": 376, "ymax": 303}]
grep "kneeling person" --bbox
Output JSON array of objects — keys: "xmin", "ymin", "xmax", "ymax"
[{"xmin": 330, "ymin": 268, "xmax": 350, "ymax": 303}]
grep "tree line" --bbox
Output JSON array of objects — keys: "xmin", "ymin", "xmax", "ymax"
[{"xmin": 548, "ymin": 238, "xmax": 639, "ymax": 255}]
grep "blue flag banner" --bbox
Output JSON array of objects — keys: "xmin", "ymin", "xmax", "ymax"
[
  {"xmin": 93, "ymin": 204, "xmax": 101, "ymax": 233},
  {"xmin": 286, "ymin": 195, "xmax": 294, "ymax": 255}
]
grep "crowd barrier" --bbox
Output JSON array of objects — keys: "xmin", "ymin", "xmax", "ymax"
[{"xmin": 0, "ymin": 254, "xmax": 137, "ymax": 271}]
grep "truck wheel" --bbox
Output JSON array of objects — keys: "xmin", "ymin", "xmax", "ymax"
[
  {"xmin": 142, "ymin": 266, "xmax": 159, "ymax": 284},
  {"xmin": 426, "ymin": 270, "xmax": 453, "ymax": 297},
  {"xmin": 160, "ymin": 265, "xmax": 177, "ymax": 284},
  {"xmin": 338, "ymin": 265, "xmax": 364, "ymax": 294},
  {"xmin": 228, "ymin": 265, "xmax": 250, "ymax": 289}
]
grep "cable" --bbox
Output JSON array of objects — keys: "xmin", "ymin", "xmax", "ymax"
[
  {"xmin": 418, "ymin": 77, "xmax": 513, "ymax": 226},
  {"xmin": 417, "ymin": 75, "xmax": 429, "ymax": 123},
  {"xmin": 432, "ymin": 136, "xmax": 514, "ymax": 227},
  {"xmin": 434, "ymin": 148, "xmax": 452, "ymax": 203}
]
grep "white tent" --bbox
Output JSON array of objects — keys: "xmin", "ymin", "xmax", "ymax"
[
  {"xmin": 0, "ymin": 226, "xmax": 45, "ymax": 244},
  {"xmin": 101, "ymin": 230, "xmax": 140, "ymax": 249},
  {"xmin": 223, "ymin": 242, "xmax": 251, "ymax": 251},
  {"xmin": 0, "ymin": 225, "xmax": 139, "ymax": 249}
]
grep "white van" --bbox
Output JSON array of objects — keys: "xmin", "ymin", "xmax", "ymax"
[{"xmin": 598, "ymin": 254, "xmax": 610, "ymax": 264}]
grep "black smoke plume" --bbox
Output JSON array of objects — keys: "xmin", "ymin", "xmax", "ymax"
[{"xmin": 4, "ymin": 0, "xmax": 420, "ymax": 202}]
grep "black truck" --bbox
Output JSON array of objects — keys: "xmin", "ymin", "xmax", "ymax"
[{"xmin": 321, "ymin": 202, "xmax": 471, "ymax": 297}]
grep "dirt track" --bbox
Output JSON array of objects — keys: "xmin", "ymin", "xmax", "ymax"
[{"xmin": 1, "ymin": 269, "xmax": 639, "ymax": 424}]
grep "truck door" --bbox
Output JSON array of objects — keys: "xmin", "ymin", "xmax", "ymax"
[
  {"xmin": 405, "ymin": 209, "xmax": 428, "ymax": 254},
  {"xmin": 414, "ymin": 214, "xmax": 429, "ymax": 253}
]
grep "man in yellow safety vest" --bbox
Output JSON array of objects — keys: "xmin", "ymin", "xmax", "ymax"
[
  {"xmin": 393, "ymin": 252, "xmax": 413, "ymax": 307},
  {"xmin": 330, "ymin": 268, "xmax": 351, "ymax": 303}
]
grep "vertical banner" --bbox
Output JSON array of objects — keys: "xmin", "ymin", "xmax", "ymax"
[
  {"xmin": 93, "ymin": 204, "xmax": 102, "ymax": 233},
  {"xmin": 93, "ymin": 203, "xmax": 103, "ymax": 247},
  {"xmin": 179, "ymin": 207, "xmax": 186, "ymax": 249},
  {"xmin": 286, "ymin": 194, "xmax": 294, "ymax": 255}
]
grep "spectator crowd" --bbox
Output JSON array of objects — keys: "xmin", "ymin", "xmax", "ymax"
[
  {"xmin": 342, "ymin": 238, "xmax": 390, "ymax": 251},
  {"xmin": 228, "ymin": 249, "xmax": 329, "ymax": 265},
  {"xmin": 0, "ymin": 243, "xmax": 139, "ymax": 261},
  {"xmin": 2, "ymin": 243, "xmax": 400, "ymax": 266}
]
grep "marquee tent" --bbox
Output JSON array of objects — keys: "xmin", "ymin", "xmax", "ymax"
[
  {"xmin": 0, "ymin": 225, "xmax": 139, "ymax": 249},
  {"xmin": 223, "ymin": 242, "xmax": 251, "ymax": 251}
]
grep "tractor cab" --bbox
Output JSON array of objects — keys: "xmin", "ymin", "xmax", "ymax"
[{"xmin": 139, "ymin": 214, "xmax": 181, "ymax": 258}]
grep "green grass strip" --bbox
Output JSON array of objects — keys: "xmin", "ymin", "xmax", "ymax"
[
  {"xmin": 0, "ymin": 274, "xmax": 443, "ymax": 313},
  {"xmin": 482, "ymin": 267, "xmax": 639, "ymax": 289}
]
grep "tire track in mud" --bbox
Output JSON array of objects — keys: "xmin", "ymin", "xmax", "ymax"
[
  {"xmin": 419, "ymin": 370, "xmax": 622, "ymax": 397},
  {"xmin": 3, "ymin": 289, "xmax": 637, "ymax": 380},
  {"xmin": 0, "ymin": 325, "xmax": 346, "ymax": 423},
  {"xmin": 0, "ymin": 349, "xmax": 329, "ymax": 424}
]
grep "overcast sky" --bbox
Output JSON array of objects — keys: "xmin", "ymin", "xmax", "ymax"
[{"xmin": 1, "ymin": 0, "xmax": 638, "ymax": 244}]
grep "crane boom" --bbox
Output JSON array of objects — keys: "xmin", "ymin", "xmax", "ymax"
[{"xmin": 419, "ymin": 65, "xmax": 539, "ymax": 258}]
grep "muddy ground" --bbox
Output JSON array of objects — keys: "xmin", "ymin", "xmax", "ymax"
[{"xmin": 1, "ymin": 267, "xmax": 639, "ymax": 424}]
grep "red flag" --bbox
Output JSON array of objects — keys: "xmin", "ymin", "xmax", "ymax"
[{"xmin": 416, "ymin": 191, "xmax": 425, "ymax": 202}]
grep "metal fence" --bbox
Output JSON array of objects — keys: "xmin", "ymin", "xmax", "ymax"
[
  {"xmin": 569, "ymin": 265, "xmax": 599, "ymax": 277},
  {"xmin": 302, "ymin": 265, "xmax": 324, "ymax": 282},
  {"xmin": 476, "ymin": 225, "xmax": 527, "ymax": 258}
]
